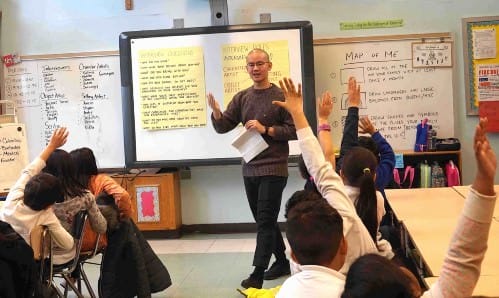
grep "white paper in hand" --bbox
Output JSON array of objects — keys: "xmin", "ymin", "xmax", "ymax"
[{"xmin": 231, "ymin": 128, "xmax": 269, "ymax": 162}]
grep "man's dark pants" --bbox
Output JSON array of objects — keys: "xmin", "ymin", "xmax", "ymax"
[{"xmin": 243, "ymin": 175, "xmax": 287, "ymax": 269}]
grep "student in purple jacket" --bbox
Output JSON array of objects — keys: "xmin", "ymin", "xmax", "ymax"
[{"xmin": 207, "ymin": 48, "xmax": 296, "ymax": 289}]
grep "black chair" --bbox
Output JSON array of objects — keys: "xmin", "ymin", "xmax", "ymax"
[
  {"xmin": 34, "ymin": 211, "xmax": 90, "ymax": 298},
  {"xmin": 72, "ymin": 223, "xmax": 105, "ymax": 298}
]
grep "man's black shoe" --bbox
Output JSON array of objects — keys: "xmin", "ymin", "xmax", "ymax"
[
  {"xmin": 263, "ymin": 259, "xmax": 291, "ymax": 280},
  {"xmin": 240, "ymin": 275, "xmax": 263, "ymax": 289}
]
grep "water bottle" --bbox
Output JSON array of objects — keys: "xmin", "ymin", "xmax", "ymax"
[{"xmin": 427, "ymin": 126, "xmax": 437, "ymax": 151}]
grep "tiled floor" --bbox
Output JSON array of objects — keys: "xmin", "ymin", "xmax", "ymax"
[{"xmin": 62, "ymin": 233, "xmax": 291, "ymax": 298}]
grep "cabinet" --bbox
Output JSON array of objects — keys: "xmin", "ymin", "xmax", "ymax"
[
  {"xmin": 112, "ymin": 172, "xmax": 182, "ymax": 235},
  {"xmin": 389, "ymin": 150, "xmax": 461, "ymax": 188}
]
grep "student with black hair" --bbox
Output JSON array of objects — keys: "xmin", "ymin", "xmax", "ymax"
[
  {"xmin": 302, "ymin": 81, "xmax": 394, "ymax": 259},
  {"xmin": 296, "ymin": 90, "xmax": 336, "ymax": 193},
  {"xmin": 341, "ymin": 147, "xmax": 394, "ymax": 259},
  {"xmin": 342, "ymin": 253, "xmax": 421, "ymax": 298},
  {"xmin": 342, "ymin": 117, "xmax": 497, "ymax": 298},
  {"xmin": 276, "ymin": 80, "xmax": 496, "ymax": 297},
  {"xmin": 274, "ymin": 78, "xmax": 378, "ymax": 275},
  {"xmin": 70, "ymin": 147, "xmax": 132, "ymax": 219},
  {"xmin": 0, "ymin": 128, "xmax": 73, "ymax": 251},
  {"xmin": 277, "ymin": 198, "xmax": 347, "ymax": 297},
  {"xmin": 43, "ymin": 148, "xmax": 107, "ymax": 266},
  {"xmin": 337, "ymin": 76, "xmax": 395, "ymax": 200}
]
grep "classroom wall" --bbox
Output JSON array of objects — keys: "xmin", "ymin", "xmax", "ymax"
[{"xmin": 1, "ymin": 0, "xmax": 498, "ymax": 224}]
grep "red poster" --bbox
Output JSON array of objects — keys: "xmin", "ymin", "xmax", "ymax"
[{"xmin": 479, "ymin": 101, "xmax": 499, "ymax": 132}]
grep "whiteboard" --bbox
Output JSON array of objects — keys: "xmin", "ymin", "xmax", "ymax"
[
  {"xmin": 0, "ymin": 123, "xmax": 29, "ymax": 192},
  {"xmin": 120, "ymin": 21, "xmax": 316, "ymax": 167},
  {"xmin": 2, "ymin": 53, "xmax": 125, "ymax": 168},
  {"xmin": 314, "ymin": 33, "xmax": 455, "ymax": 150}
]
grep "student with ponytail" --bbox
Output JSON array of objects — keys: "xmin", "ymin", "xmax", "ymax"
[{"xmin": 340, "ymin": 147, "xmax": 393, "ymax": 258}]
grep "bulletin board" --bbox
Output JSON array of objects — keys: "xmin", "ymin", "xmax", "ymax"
[
  {"xmin": 462, "ymin": 16, "xmax": 499, "ymax": 119},
  {"xmin": 314, "ymin": 33, "xmax": 455, "ymax": 151}
]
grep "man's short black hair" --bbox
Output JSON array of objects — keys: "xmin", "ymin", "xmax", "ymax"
[{"xmin": 24, "ymin": 173, "xmax": 64, "ymax": 211}]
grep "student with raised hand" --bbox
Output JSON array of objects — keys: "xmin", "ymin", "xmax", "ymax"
[
  {"xmin": 70, "ymin": 147, "xmax": 132, "ymax": 219},
  {"xmin": 342, "ymin": 117, "xmax": 497, "ymax": 298},
  {"xmin": 309, "ymin": 83, "xmax": 395, "ymax": 260},
  {"xmin": 273, "ymin": 77, "xmax": 378, "ymax": 274},
  {"xmin": 317, "ymin": 91, "xmax": 336, "ymax": 169},
  {"xmin": 0, "ymin": 127, "xmax": 73, "ymax": 251},
  {"xmin": 337, "ymin": 76, "xmax": 395, "ymax": 200},
  {"xmin": 296, "ymin": 91, "xmax": 336, "ymax": 193},
  {"xmin": 276, "ymin": 195, "xmax": 348, "ymax": 297},
  {"xmin": 341, "ymin": 146, "xmax": 394, "ymax": 259},
  {"xmin": 43, "ymin": 148, "xmax": 107, "ymax": 266}
]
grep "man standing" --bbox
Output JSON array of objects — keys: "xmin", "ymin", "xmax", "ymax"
[{"xmin": 207, "ymin": 48, "xmax": 296, "ymax": 289}]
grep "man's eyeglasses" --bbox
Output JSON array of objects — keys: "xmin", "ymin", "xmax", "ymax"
[{"xmin": 246, "ymin": 61, "xmax": 269, "ymax": 68}]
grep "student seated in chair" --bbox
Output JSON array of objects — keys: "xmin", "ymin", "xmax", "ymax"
[
  {"xmin": 70, "ymin": 147, "xmax": 133, "ymax": 220},
  {"xmin": 276, "ymin": 191, "xmax": 347, "ymax": 297},
  {"xmin": 342, "ymin": 117, "xmax": 497, "ymax": 298},
  {"xmin": 43, "ymin": 147, "xmax": 107, "ymax": 266},
  {"xmin": 0, "ymin": 128, "xmax": 73, "ymax": 253},
  {"xmin": 274, "ymin": 78, "xmax": 379, "ymax": 276},
  {"xmin": 275, "ymin": 78, "xmax": 497, "ymax": 297}
]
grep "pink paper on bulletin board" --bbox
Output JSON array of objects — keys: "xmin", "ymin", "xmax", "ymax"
[{"xmin": 479, "ymin": 101, "xmax": 499, "ymax": 132}]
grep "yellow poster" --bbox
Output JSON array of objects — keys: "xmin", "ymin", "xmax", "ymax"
[
  {"xmin": 137, "ymin": 47, "xmax": 206, "ymax": 130},
  {"xmin": 221, "ymin": 41, "xmax": 290, "ymax": 108}
]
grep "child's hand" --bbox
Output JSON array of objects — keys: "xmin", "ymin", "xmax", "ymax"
[
  {"xmin": 318, "ymin": 91, "xmax": 333, "ymax": 122},
  {"xmin": 274, "ymin": 77, "xmax": 303, "ymax": 117},
  {"xmin": 48, "ymin": 127, "xmax": 68, "ymax": 149},
  {"xmin": 347, "ymin": 77, "xmax": 361, "ymax": 108},
  {"xmin": 474, "ymin": 117, "xmax": 496, "ymax": 183},
  {"xmin": 359, "ymin": 116, "xmax": 376, "ymax": 135}
]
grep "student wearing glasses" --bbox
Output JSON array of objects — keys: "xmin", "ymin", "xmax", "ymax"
[{"xmin": 207, "ymin": 48, "xmax": 296, "ymax": 289}]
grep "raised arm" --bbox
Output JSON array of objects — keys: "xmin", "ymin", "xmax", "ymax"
[
  {"xmin": 39, "ymin": 127, "xmax": 69, "ymax": 161},
  {"xmin": 359, "ymin": 116, "xmax": 395, "ymax": 190},
  {"xmin": 472, "ymin": 117, "xmax": 496, "ymax": 196},
  {"xmin": 274, "ymin": 78, "xmax": 378, "ymax": 273},
  {"xmin": 317, "ymin": 91, "xmax": 336, "ymax": 169},
  {"xmin": 337, "ymin": 77, "xmax": 361, "ymax": 171},
  {"xmin": 5, "ymin": 128, "xmax": 68, "ymax": 204},
  {"xmin": 426, "ymin": 117, "xmax": 497, "ymax": 297}
]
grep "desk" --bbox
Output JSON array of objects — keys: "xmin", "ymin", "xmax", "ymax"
[
  {"xmin": 452, "ymin": 184, "xmax": 499, "ymax": 199},
  {"xmin": 386, "ymin": 188, "xmax": 464, "ymax": 275},
  {"xmin": 424, "ymin": 276, "xmax": 499, "ymax": 297},
  {"xmin": 386, "ymin": 187, "xmax": 499, "ymax": 296}
]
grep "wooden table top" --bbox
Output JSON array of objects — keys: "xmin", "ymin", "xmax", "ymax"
[{"xmin": 386, "ymin": 187, "xmax": 499, "ymax": 295}]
